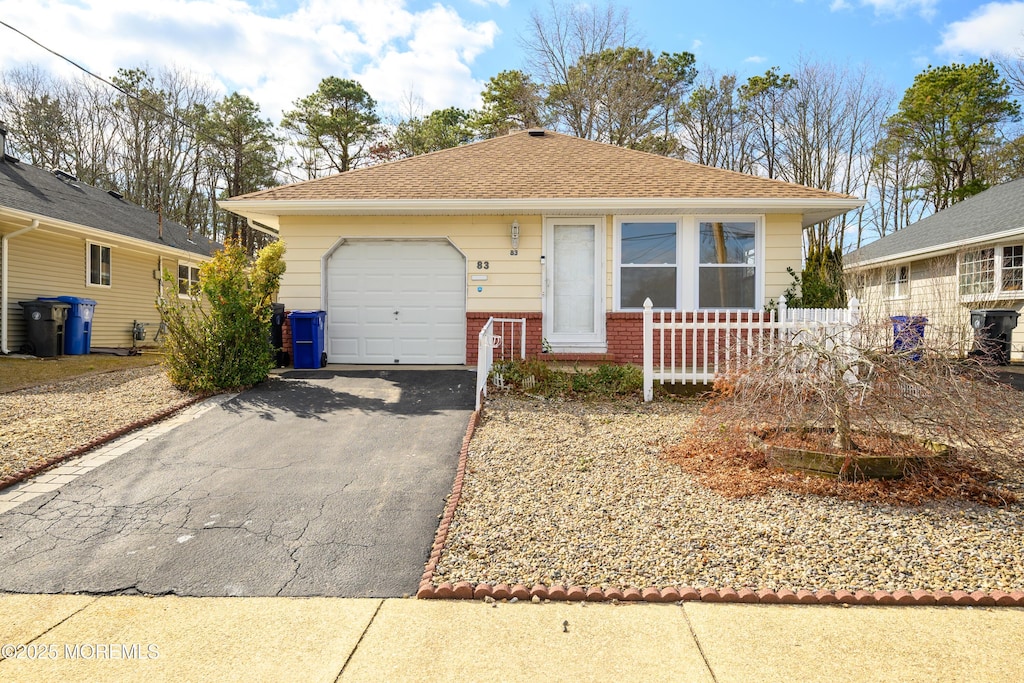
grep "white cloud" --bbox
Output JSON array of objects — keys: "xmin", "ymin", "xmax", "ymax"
[
  {"xmin": 0, "ymin": 0, "xmax": 499, "ymax": 119},
  {"xmin": 691, "ymin": 39, "xmax": 703, "ymax": 52},
  {"xmin": 830, "ymin": 0, "xmax": 937, "ymax": 19},
  {"xmin": 938, "ymin": 2, "xmax": 1024, "ymax": 57},
  {"xmin": 744, "ymin": 55, "xmax": 767, "ymax": 64}
]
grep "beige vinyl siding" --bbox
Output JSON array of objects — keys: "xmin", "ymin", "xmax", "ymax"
[
  {"xmin": 280, "ymin": 212, "xmax": 806, "ymax": 315},
  {"xmin": 278, "ymin": 215, "xmax": 543, "ymax": 313},
  {"xmin": 1, "ymin": 225, "xmax": 188, "ymax": 350},
  {"xmin": 852, "ymin": 254, "xmax": 1024, "ymax": 361},
  {"xmin": 764, "ymin": 214, "xmax": 804, "ymax": 302}
]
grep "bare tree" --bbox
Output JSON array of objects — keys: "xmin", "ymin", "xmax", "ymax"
[
  {"xmin": 739, "ymin": 66, "xmax": 797, "ymax": 179},
  {"xmin": 521, "ymin": 0, "xmax": 635, "ymax": 139},
  {"xmin": 0, "ymin": 66, "xmax": 75, "ymax": 171},
  {"xmin": 678, "ymin": 70, "xmax": 754, "ymax": 173}
]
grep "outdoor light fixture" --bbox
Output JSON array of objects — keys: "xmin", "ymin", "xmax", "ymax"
[{"xmin": 511, "ymin": 220, "xmax": 520, "ymax": 251}]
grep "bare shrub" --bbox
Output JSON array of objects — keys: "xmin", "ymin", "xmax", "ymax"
[{"xmin": 668, "ymin": 312, "xmax": 1024, "ymax": 506}]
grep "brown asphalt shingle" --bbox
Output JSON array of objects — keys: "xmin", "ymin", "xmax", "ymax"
[{"xmin": 231, "ymin": 130, "xmax": 854, "ymax": 202}]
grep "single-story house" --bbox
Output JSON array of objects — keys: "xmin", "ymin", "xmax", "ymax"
[
  {"xmin": 220, "ymin": 129, "xmax": 862, "ymax": 366},
  {"xmin": 0, "ymin": 126, "xmax": 219, "ymax": 354},
  {"xmin": 845, "ymin": 177, "xmax": 1024, "ymax": 361}
]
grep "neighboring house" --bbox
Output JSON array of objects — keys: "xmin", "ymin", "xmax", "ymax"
[
  {"xmin": 0, "ymin": 126, "xmax": 219, "ymax": 354},
  {"xmin": 220, "ymin": 129, "xmax": 862, "ymax": 366},
  {"xmin": 845, "ymin": 177, "xmax": 1024, "ymax": 361}
]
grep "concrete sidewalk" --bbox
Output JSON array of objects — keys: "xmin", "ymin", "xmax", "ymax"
[{"xmin": 1, "ymin": 595, "xmax": 1022, "ymax": 682}]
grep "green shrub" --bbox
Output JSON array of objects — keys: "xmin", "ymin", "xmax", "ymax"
[
  {"xmin": 490, "ymin": 359, "xmax": 643, "ymax": 399},
  {"xmin": 157, "ymin": 239, "xmax": 286, "ymax": 393}
]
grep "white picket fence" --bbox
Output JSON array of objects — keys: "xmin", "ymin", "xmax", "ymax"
[
  {"xmin": 475, "ymin": 317, "xmax": 527, "ymax": 410},
  {"xmin": 642, "ymin": 295, "xmax": 860, "ymax": 401}
]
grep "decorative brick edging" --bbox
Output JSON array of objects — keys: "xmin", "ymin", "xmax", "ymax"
[
  {"xmin": 418, "ymin": 582, "xmax": 1024, "ymax": 607},
  {"xmin": 0, "ymin": 395, "xmax": 209, "ymax": 493},
  {"xmin": 418, "ymin": 408, "xmax": 481, "ymax": 598},
  {"xmin": 417, "ymin": 409, "xmax": 1024, "ymax": 608}
]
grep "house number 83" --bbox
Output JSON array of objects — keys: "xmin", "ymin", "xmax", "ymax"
[{"xmin": 476, "ymin": 261, "xmax": 489, "ymax": 269}]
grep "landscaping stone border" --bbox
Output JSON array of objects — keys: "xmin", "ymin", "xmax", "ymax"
[
  {"xmin": 0, "ymin": 395, "xmax": 207, "ymax": 493},
  {"xmin": 417, "ymin": 408, "xmax": 1024, "ymax": 608}
]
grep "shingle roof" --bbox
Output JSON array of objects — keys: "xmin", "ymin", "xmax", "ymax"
[
  {"xmin": 233, "ymin": 130, "xmax": 853, "ymax": 202},
  {"xmin": 847, "ymin": 178, "xmax": 1024, "ymax": 265},
  {"xmin": 0, "ymin": 157, "xmax": 218, "ymax": 257}
]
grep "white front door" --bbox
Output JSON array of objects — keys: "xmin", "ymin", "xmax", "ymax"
[{"xmin": 544, "ymin": 218, "xmax": 605, "ymax": 351}]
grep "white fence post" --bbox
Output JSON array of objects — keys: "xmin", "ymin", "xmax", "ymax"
[
  {"xmin": 643, "ymin": 298, "xmax": 654, "ymax": 402},
  {"xmin": 778, "ymin": 294, "xmax": 788, "ymax": 344},
  {"xmin": 475, "ymin": 317, "xmax": 494, "ymax": 411}
]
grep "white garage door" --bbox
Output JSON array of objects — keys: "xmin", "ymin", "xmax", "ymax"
[{"xmin": 326, "ymin": 240, "xmax": 466, "ymax": 364}]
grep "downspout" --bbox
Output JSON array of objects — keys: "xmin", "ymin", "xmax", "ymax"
[{"xmin": 2, "ymin": 219, "xmax": 39, "ymax": 354}]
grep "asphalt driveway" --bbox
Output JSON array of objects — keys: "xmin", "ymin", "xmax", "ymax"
[{"xmin": 0, "ymin": 369, "xmax": 474, "ymax": 597}]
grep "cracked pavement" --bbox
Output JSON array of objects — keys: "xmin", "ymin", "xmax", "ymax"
[{"xmin": 0, "ymin": 369, "xmax": 475, "ymax": 598}]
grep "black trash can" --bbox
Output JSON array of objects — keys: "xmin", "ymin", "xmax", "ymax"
[
  {"xmin": 40, "ymin": 296, "xmax": 96, "ymax": 355},
  {"xmin": 970, "ymin": 309, "xmax": 1020, "ymax": 365},
  {"xmin": 18, "ymin": 299, "xmax": 70, "ymax": 357},
  {"xmin": 270, "ymin": 303, "xmax": 289, "ymax": 368}
]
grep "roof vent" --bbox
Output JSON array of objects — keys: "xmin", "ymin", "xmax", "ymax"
[
  {"xmin": 52, "ymin": 169, "xmax": 78, "ymax": 182},
  {"xmin": 107, "ymin": 189, "xmax": 124, "ymax": 200},
  {"xmin": 527, "ymin": 129, "xmax": 546, "ymax": 137}
]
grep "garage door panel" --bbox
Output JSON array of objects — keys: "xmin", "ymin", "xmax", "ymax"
[
  {"xmin": 362, "ymin": 305, "xmax": 397, "ymax": 324},
  {"xmin": 330, "ymin": 337, "xmax": 359, "ymax": 358},
  {"xmin": 327, "ymin": 240, "xmax": 466, "ymax": 364},
  {"xmin": 361, "ymin": 337, "xmax": 396, "ymax": 362}
]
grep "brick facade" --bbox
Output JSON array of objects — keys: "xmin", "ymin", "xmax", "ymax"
[
  {"xmin": 606, "ymin": 313, "xmax": 645, "ymax": 364},
  {"xmin": 313, "ymin": 309, "xmax": 770, "ymax": 369},
  {"xmin": 466, "ymin": 312, "xmax": 544, "ymax": 363}
]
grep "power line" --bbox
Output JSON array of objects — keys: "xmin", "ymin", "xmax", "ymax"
[{"xmin": 0, "ymin": 18, "xmax": 303, "ymax": 184}]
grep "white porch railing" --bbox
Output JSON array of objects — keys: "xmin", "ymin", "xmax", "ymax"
[
  {"xmin": 642, "ymin": 295, "xmax": 860, "ymax": 401},
  {"xmin": 475, "ymin": 317, "xmax": 527, "ymax": 410}
]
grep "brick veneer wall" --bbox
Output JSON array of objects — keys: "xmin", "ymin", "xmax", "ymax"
[
  {"xmin": 607, "ymin": 311, "xmax": 730, "ymax": 366},
  {"xmin": 609, "ymin": 310, "xmax": 773, "ymax": 368},
  {"xmin": 281, "ymin": 314, "xmax": 293, "ymax": 353},
  {"xmin": 466, "ymin": 312, "xmax": 543, "ymax": 363},
  {"xmin": 606, "ymin": 313, "xmax": 645, "ymax": 364}
]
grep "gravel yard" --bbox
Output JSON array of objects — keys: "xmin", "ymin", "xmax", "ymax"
[
  {"xmin": 435, "ymin": 396, "xmax": 1024, "ymax": 594},
  {"xmin": 0, "ymin": 366, "xmax": 193, "ymax": 481}
]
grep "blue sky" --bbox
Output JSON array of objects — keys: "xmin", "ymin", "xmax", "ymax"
[{"xmin": 0, "ymin": 0, "xmax": 1021, "ymax": 120}]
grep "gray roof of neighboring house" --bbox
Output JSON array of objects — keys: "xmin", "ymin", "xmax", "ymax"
[
  {"xmin": 0, "ymin": 156, "xmax": 218, "ymax": 257},
  {"xmin": 847, "ymin": 177, "xmax": 1024, "ymax": 266}
]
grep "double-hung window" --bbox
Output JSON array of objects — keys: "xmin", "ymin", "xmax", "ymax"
[
  {"xmin": 698, "ymin": 220, "xmax": 757, "ymax": 308},
  {"xmin": 959, "ymin": 245, "xmax": 1023, "ymax": 298},
  {"xmin": 615, "ymin": 217, "xmax": 762, "ymax": 310},
  {"xmin": 1002, "ymin": 245, "xmax": 1023, "ymax": 292},
  {"xmin": 178, "ymin": 263, "xmax": 201, "ymax": 296},
  {"xmin": 618, "ymin": 221, "xmax": 678, "ymax": 309},
  {"xmin": 87, "ymin": 243, "xmax": 111, "ymax": 287},
  {"xmin": 886, "ymin": 264, "xmax": 910, "ymax": 299}
]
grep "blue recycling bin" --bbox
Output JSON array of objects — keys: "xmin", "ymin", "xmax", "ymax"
[
  {"xmin": 891, "ymin": 315, "xmax": 927, "ymax": 361},
  {"xmin": 288, "ymin": 310, "xmax": 326, "ymax": 369},
  {"xmin": 39, "ymin": 296, "xmax": 96, "ymax": 354}
]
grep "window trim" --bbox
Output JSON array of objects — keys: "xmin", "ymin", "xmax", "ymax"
[
  {"xmin": 696, "ymin": 218, "xmax": 761, "ymax": 311},
  {"xmin": 86, "ymin": 242, "xmax": 112, "ymax": 288},
  {"xmin": 958, "ymin": 243, "xmax": 1024, "ymax": 302},
  {"xmin": 886, "ymin": 263, "xmax": 911, "ymax": 300},
  {"xmin": 613, "ymin": 216, "xmax": 683, "ymax": 311},
  {"xmin": 693, "ymin": 215, "xmax": 764, "ymax": 310},
  {"xmin": 177, "ymin": 262, "xmax": 202, "ymax": 298},
  {"xmin": 613, "ymin": 215, "xmax": 765, "ymax": 311}
]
